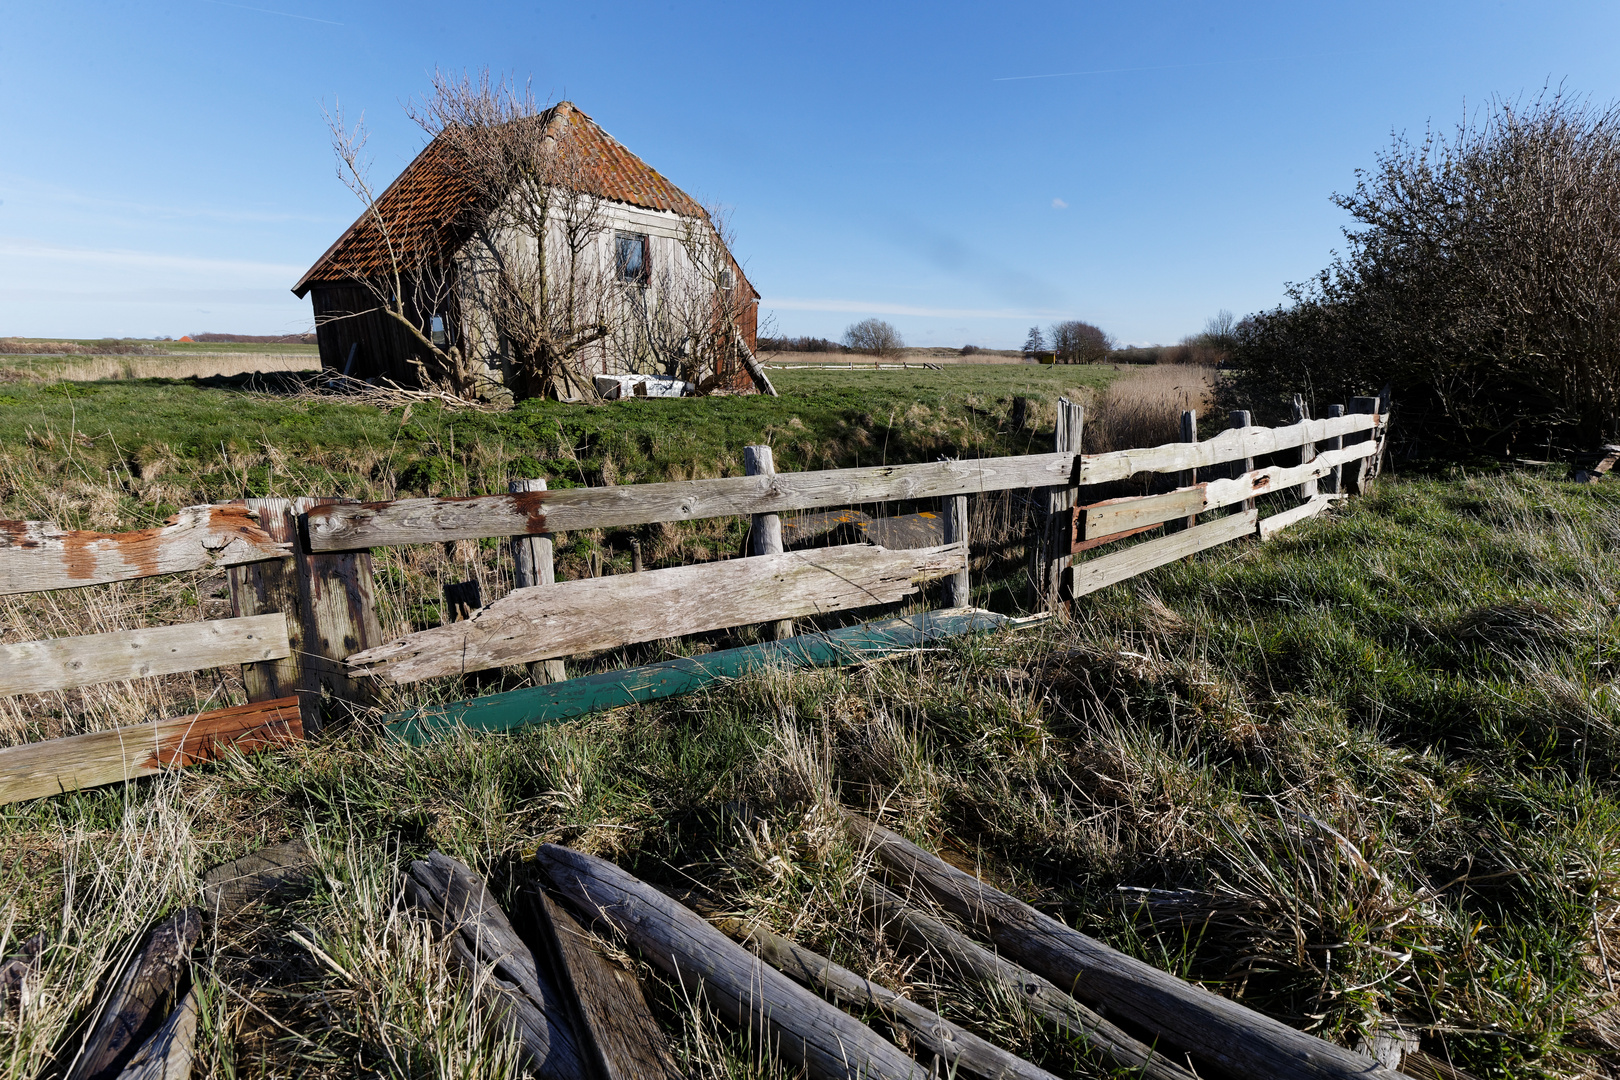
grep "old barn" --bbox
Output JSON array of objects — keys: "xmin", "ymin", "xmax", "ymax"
[{"xmin": 291, "ymin": 102, "xmax": 765, "ymax": 401}]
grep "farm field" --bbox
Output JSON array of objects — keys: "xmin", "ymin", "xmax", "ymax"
[{"xmin": 1, "ymin": 365, "xmax": 1616, "ymax": 1079}]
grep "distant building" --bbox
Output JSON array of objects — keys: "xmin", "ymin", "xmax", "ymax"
[{"xmin": 292, "ymin": 102, "xmax": 762, "ymax": 400}]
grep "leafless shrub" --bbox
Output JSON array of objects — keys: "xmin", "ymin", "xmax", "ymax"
[{"xmin": 843, "ymin": 318, "xmax": 904, "ymax": 357}]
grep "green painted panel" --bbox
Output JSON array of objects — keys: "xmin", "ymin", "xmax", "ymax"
[{"xmin": 383, "ymin": 609, "xmax": 1008, "ymax": 745}]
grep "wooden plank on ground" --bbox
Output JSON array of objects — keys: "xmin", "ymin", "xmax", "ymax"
[
  {"xmin": 533, "ymin": 890, "xmax": 682, "ymax": 1080},
  {"xmin": 860, "ymin": 512, "xmax": 944, "ymax": 549},
  {"xmin": 847, "ymin": 814, "xmax": 1402, "ymax": 1080},
  {"xmin": 1068, "ymin": 510, "xmax": 1258, "ymax": 599},
  {"xmin": 1078, "ymin": 412, "xmax": 1379, "ymax": 485},
  {"xmin": 348, "ymin": 542, "xmax": 966, "ymax": 685},
  {"xmin": 1079, "ymin": 441, "xmax": 1376, "ymax": 538},
  {"xmin": 405, "ymin": 853, "xmax": 585, "ymax": 1080},
  {"xmin": 0, "ymin": 505, "xmax": 290, "ymax": 596},
  {"xmin": 720, "ymin": 915, "xmax": 1066, "ymax": 1080},
  {"xmin": 303, "ymin": 454, "xmax": 1077, "ymax": 551},
  {"xmin": 536, "ymin": 844, "xmax": 922, "ymax": 1080},
  {"xmin": 62, "ymin": 908, "xmax": 201, "ymax": 1080},
  {"xmin": 382, "ymin": 609, "xmax": 1010, "ymax": 744},
  {"xmin": 0, "ymin": 696, "xmax": 302, "ymax": 806},
  {"xmin": 1258, "ymin": 495, "xmax": 1341, "ymax": 540},
  {"xmin": 0, "ymin": 614, "xmax": 289, "ymax": 697}
]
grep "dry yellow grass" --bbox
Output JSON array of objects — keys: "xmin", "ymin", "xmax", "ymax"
[{"xmin": 0, "ymin": 353, "xmax": 319, "ymax": 383}]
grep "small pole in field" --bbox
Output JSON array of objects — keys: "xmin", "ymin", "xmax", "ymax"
[
  {"xmin": 745, "ymin": 446, "xmax": 794, "ymax": 641},
  {"xmin": 510, "ymin": 478, "xmax": 567, "ymax": 684},
  {"xmin": 1229, "ymin": 410, "xmax": 1255, "ymax": 512}
]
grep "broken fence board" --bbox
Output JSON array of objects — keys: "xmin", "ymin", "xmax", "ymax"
[
  {"xmin": 349, "ymin": 542, "xmax": 967, "ymax": 685},
  {"xmin": 859, "ymin": 880, "xmax": 1197, "ymax": 1080},
  {"xmin": 536, "ymin": 844, "xmax": 923, "ymax": 1080},
  {"xmin": 533, "ymin": 890, "xmax": 683, "ymax": 1080},
  {"xmin": 64, "ymin": 908, "xmax": 200, "ymax": 1080},
  {"xmin": 721, "ymin": 915, "xmax": 1067, "ymax": 1080},
  {"xmin": 0, "ymin": 614, "xmax": 289, "ymax": 698},
  {"xmin": 0, "ymin": 505, "xmax": 289, "ymax": 596},
  {"xmin": 406, "ymin": 853, "xmax": 585, "ymax": 1080},
  {"xmin": 847, "ymin": 814, "xmax": 1400, "ymax": 1080},
  {"xmin": 1080, "ymin": 441, "xmax": 1376, "ymax": 538},
  {"xmin": 1068, "ymin": 510, "xmax": 1258, "ymax": 599},
  {"xmin": 1077, "ymin": 412, "xmax": 1380, "ymax": 486},
  {"xmin": 0, "ymin": 696, "xmax": 302, "ymax": 806},
  {"xmin": 382, "ymin": 609, "xmax": 1009, "ymax": 744},
  {"xmin": 305, "ymin": 455, "xmax": 1077, "ymax": 552},
  {"xmin": 114, "ymin": 987, "xmax": 197, "ymax": 1080},
  {"xmin": 1258, "ymin": 495, "xmax": 1342, "ymax": 540}
]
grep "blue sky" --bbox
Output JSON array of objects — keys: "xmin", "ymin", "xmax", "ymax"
[{"xmin": 2, "ymin": 1, "xmax": 1618, "ymax": 348}]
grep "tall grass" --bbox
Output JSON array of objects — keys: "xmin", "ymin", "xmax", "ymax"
[{"xmin": 1083, "ymin": 364, "xmax": 1214, "ymax": 452}]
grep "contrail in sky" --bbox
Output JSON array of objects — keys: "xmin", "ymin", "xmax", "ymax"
[{"xmin": 199, "ymin": 0, "xmax": 344, "ymax": 26}]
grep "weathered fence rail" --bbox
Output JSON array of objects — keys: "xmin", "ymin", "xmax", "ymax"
[{"xmin": 0, "ymin": 389, "xmax": 1389, "ymax": 806}]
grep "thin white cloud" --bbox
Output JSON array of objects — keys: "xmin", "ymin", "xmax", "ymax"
[
  {"xmin": 198, "ymin": 0, "xmax": 344, "ymax": 25},
  {"xmin": 765, "ymin": 297, "xmax": 1068, "ymax": 320},
  {"xmin": 0, "ymin": 238, "xmax": 303, "ymax": 278},
  {"xmin": 1051, "ymin": 197, "xmax": 1068, "ymax": 210}
]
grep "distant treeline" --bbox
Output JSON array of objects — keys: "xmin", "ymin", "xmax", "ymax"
[
  {"xmin": 190, "ymin": 332, "xmax": 319, "ymax": 345},
  {"xmin": 757, "ymin": 335, "xmax": 849, "ymax": 353},
  {"xmin": 1111, "ymin": 342, "xmax": 1227, "ymax": 366}
]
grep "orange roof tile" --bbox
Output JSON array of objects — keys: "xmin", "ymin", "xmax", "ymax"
[{"xmin": 293, "ymin": 103, "xmax": 754, "ymax": 298}]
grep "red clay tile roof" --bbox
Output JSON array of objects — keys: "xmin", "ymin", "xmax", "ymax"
[{"xmin": 293, "ymin": 102, "xmax": 755, "ymax": 298}]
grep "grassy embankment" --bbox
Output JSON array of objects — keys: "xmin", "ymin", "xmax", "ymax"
[{"xmin": 2, "ymin": 365, "xmax": 1615, "ymax": 1079}]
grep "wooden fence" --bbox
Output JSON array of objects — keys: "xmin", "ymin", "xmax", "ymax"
[{"xmin": 0, "ymin": 390, "xmax": 1389, "ymax": 805}]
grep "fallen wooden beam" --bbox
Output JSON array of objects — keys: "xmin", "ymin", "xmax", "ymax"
[
  {"xmin": 63, "ymin": 907, "xmax": 201, "ymax": 1080},
  {"xmin": 1258, "ymin": 495, "xmax": 1343, "ymax": 541},
  {"xmin": 535, "ymin": 844, "xmax": 926, "ymax": 1080},
  {"xmin": 305, "ymin": 455, "xmax": 1077, "ymax": 551},
  {"xmin": 720, "ymin": 915, "xmax": 1065, "ymax": 1080},
  {"xmin": 1068, "ymin": 510, "xmax": 1258, "ymax": 599},
  {"xmin": 405, "ymin": 852, "xmax": 585, "ymax": 1080},
  {"xmin": 0, "ymin": 695, "xmax": 302, "ymax": 806},
  {"xmin": 847, "ymin": 815, "xmax": 1400, "ymax": 1080},
  {"xmin": 531, "ymin": 890, "xmax": 682, "ymax": 1080},
  {"xmin": 859, "ymin": 880, "xmax": 1197, "ymax": 1080},
  {"xmin": 0, "ymin": 614, "xmax": 289, "ymax": 697},
  {"xmin": 0, "ymin": 505, "xmax": 289, "ymax": 596},
  {"xmin": 382, "ymin": 609, "xmax": 1010, "ymax": 745},
  {"xmin": 1078, "ymin": 441, "xmax": 1376, "ymax": 539},
  {"xmin": 348, "ymin": 542, "xmax": 967, "ymax": 685},
  {"xmin": 113, "ymin": 986, "xmax": 197, "ymax": 1080},
  {"xmin": 1077, "ymin": 412, "xmax": 1381, "ymax": 486}
]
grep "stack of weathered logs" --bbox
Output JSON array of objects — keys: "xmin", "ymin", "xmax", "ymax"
[{"xmin": 407, "ymin": 812, "xmax": 1467, "ymax": 1080}]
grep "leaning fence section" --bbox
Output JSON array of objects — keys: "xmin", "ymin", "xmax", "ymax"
[{"xmin": 0, "ymin": 388, "xmax": 1389, "ymax": 805}]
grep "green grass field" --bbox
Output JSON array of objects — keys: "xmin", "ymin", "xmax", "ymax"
[{"xmin": 0, "ymin": 369, "xmax": 1615, "ymax": 1079}]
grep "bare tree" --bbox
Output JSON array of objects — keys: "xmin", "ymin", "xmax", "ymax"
[
  {"xmin": 323, "ymin": 103, "xmax": 488, "ymax": 399},
  {"xmin": 409, "ymin": 71, "xmax": 614, "ymax": 402},
  {"xmin": 844, "ymin": 318, "xmax": 904, "ymax": 357},
  {"xmin": 1049, "ymin": 320, "xmax": 1113, "ymax": 364}
]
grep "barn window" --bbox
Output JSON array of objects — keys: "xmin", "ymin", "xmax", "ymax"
[
  {"xmin": 616, "ymin": 232, "xmax": 649, "ymax": 285},
  {"xmin": 718, "ymin": 267, "xmax": 735, "ymax": 290},
  {"xmin": 430, "ymin": 315, "xmax": 450, "ymax": 346}
]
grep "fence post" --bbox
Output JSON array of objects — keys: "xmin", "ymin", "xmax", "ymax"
[
  {"xmin": 1292, "ymin": 394, "xmax": 1318, "ymax": 501},
  {"xmin": 1040, "ymin": 398, "xmax": 1084, "ymax": 612},
  {"xmin": 1229, "ymin": 410, "xmax": 1255, "ymax": 511},
  {"xmin": 745, "ymin": 446, "xmax": 794, "ymax": 640},
  {"xmin": 1349, "ymin": 396, "xmax": 1379, "ymax": 494},
  {"xmin": 227, "ymin": 498, "xmax": 306, "ymax": 703},
  {"xmin": 942, "ymin": 494, "xmax": 970, "ymax": 608},
  {"xmin": 1179, "ymin": 409, "xmax": 1198, "ymax": 531},
  {"xmin": 1323, "ymin": 404, "xmax": 1345, "ymax": 493},
  {"xmin": 293, "ymin": 497, "xmax": 384, "ymax": 735},
  {"xmin": 511, "ymin": 478, "xmax": 568, "ymax": 684}
]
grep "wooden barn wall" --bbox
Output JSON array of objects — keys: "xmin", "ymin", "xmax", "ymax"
[{"xmin": 308, "ymin": 283, "xmax": 436, "ymax": 388}]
